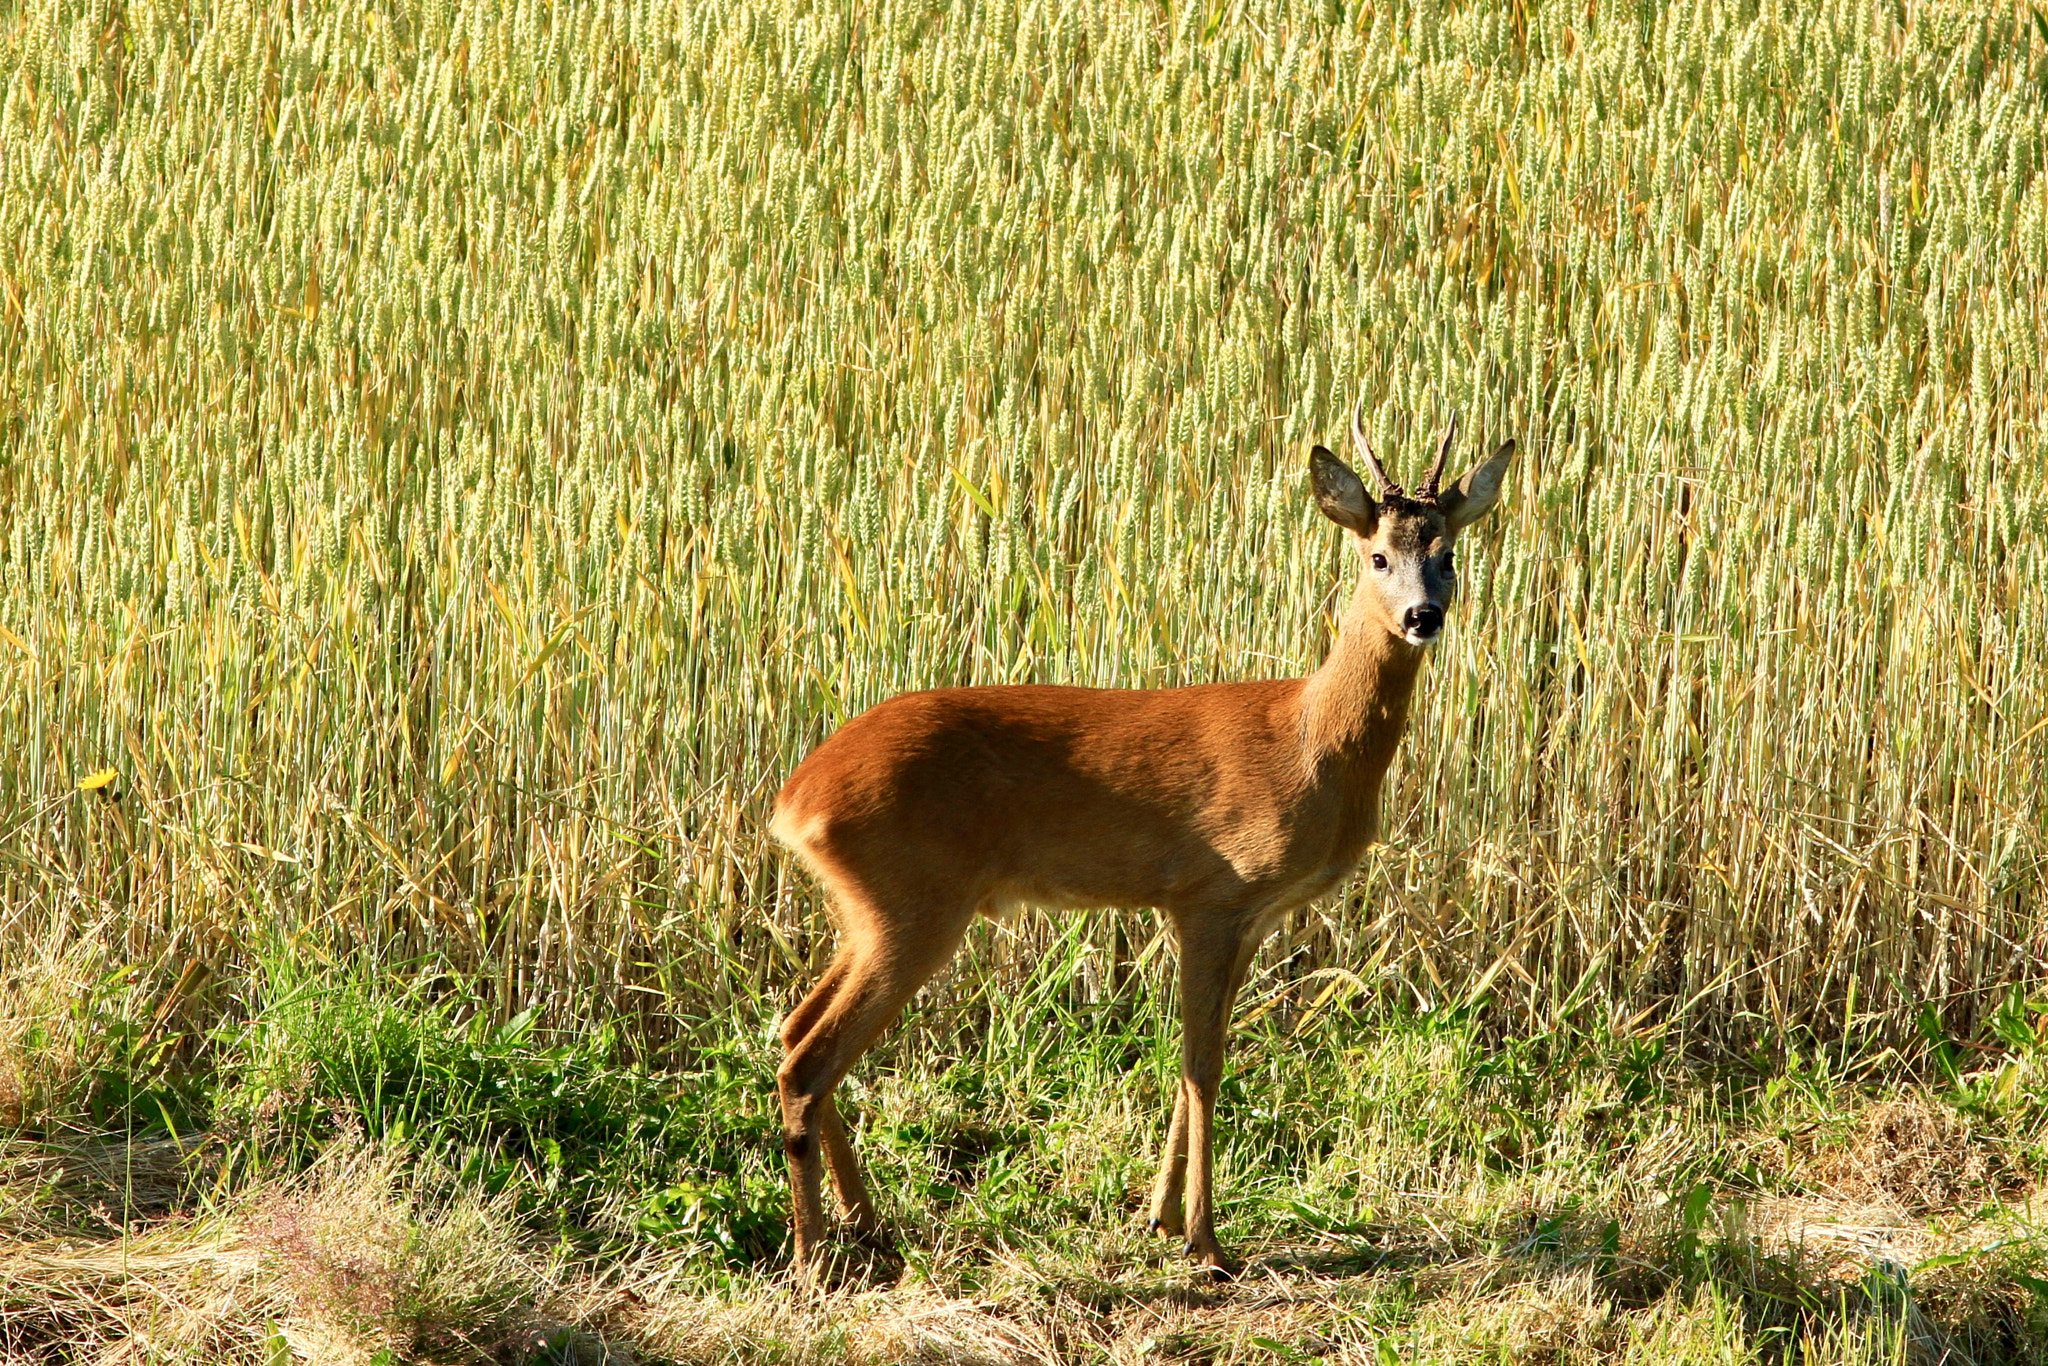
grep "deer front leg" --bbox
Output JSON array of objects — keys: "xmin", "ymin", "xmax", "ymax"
[
  {"xmin": 1176, "ymin": 925, "xmax": 1258, "ymax": 1280},
  {"xmin": 1146, "ymin": 1084, "xmax": 1190, "ymax": 1237}
]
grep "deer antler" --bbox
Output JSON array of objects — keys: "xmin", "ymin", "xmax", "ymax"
[
  {"xmin": 1418, "ymin": 410, "xmax": 1459, "ymax": 503},
  {"xmin": 1350, "ymin": 399, "xmax": 1403, "ymax": 501}
]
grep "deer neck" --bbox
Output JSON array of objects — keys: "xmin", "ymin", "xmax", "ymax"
[{"xmin": 1299, "ymin": 585, "xmax": 1425, "ymax": 766}]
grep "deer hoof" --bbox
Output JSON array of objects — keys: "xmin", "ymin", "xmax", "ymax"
[
  {"xmin": 1185, "ymin": 1245, "xmax": 1241, "ymax": 1282},
  {"xmin": 793, "ymin": 1234, "xmax": 905, "ymax": 1292}
]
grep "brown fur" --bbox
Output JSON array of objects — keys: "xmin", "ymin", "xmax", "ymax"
[{"xmin": 768, "ymin": 435, "xmax": 1515, "ymax": 1277}]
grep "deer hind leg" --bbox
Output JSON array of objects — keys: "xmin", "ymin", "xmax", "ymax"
[
  {"xmin": 813, "ymin": 1095, "xmax": 881, "ymax": 1236},
  {"xmin": 779, "ymin": 949, "xmax": 855, "ymax": 1053},
  {"xmin": 777, "ymin": 907, "xmax": 972, "ymax": 1272},
  {"xmin": 779, "ymin": 952, "xmax": 880, "ymax": 1235},
  {"xmin": 1174, "ymin": 923, "xmax": 1260, "ymax": 1279}
]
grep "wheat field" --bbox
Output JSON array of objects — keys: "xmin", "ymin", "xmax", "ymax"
[
  {"xmin": 3, "ymin": 0, "xmax": 2044, "ymax": 1044},
  {"xmin": 4, "ymin": 0, "xmax": 2048, "ymax": 1356}
]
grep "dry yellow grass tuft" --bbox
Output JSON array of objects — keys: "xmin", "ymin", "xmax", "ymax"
[
  {"xmin": 1806, "ymin": 1097, "xmax": 2020, "ymax": 1220},
  {"xmin": 0, "ymin": 928, "xmax": 116, "ymax": 1133},
  {"xmin": 250, "ymin": 1148, "xmax": 554, "ymax": 1361}
]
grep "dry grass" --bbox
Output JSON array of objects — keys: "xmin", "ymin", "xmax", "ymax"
[
  {"xmin": 0, "ymin": 926, "xmax": 119, "ymax": 1133},
  {"xmin": 1805, "ymin": 1098, "xmax": 2023, "ymax": 1221},
  {"xmin": 3, "ymin": 1086, "xmax": 2043, "ymax": 1364}
]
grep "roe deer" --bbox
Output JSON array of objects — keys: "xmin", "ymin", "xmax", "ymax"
[{"xmin": 769, "ymin": 407, "xmax": 1516, "ymax": 1277}]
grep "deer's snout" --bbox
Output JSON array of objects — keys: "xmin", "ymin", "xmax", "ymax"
[{"xmin": 1403, "ymin": 604, "xmax": 1445, "ymax": 642}]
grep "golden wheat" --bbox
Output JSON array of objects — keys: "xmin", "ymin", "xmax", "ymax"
[{"xmin": 0, "ymin": 0, "xmax": 2043, "ymax": 1044}]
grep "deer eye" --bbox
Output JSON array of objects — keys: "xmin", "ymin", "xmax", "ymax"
[
  {"xmin": 1370, "ymin": 553, "xmax": 1388, "ymax": 571},
  {"xmin": 1443, "ymin": 550, "xmax": 1455, "ymax": 572}
]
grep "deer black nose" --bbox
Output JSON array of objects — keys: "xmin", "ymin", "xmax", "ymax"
[{"xmin": 1405, "ymin": 605, "xmax": 1444, "ymax": 638}]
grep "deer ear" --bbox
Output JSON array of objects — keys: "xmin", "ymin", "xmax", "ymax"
[
  {"xmin": 1310, "ymin": 445, "xmax": 1377, "ymax": 535},
  {"xmin": 1438, "ymin": 439, "xmax": 1515, "ymax": 532}
]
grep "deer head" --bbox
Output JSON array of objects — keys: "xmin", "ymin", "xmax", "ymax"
[{"xmin": 1309, "ymin": 404, "xmax": 1516, "ymax": 646}]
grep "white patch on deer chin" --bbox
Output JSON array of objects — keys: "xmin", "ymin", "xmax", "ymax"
[{"xmin": 1404, "ymin": 628, "xmax": 1441, "ymax": 646}]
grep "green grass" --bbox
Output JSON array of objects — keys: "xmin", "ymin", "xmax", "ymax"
[{"xmin": 5, "ymin": 0, "xmax": 2048, "ymax": 1357}]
